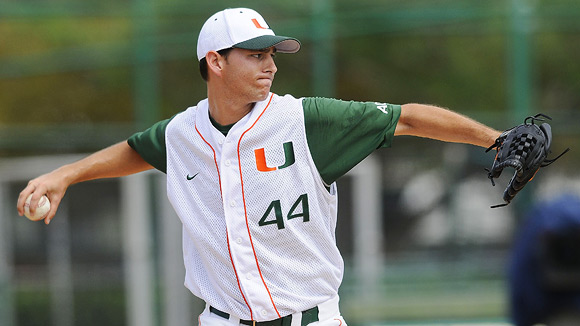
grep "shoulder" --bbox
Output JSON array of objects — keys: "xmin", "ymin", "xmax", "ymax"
[
  {"xmin": 170, "ymin": 99, "xmax": 207, "ymax": 126},
  {"xmin": 302, "ymin": 97, "xmax": 401, "ymax": 126},
  {"xmin": 303, "ymin": 97, "xmax": 398, "ymax": 113},
  {"xmin": 269, "ymin": 93, "xmax": 302, "ymax": 107},
  {"xmin": 165, "ymin": 100, "xmax": 212, "ymax": 138}
]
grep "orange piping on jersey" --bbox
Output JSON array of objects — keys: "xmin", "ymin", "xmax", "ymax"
[
  {"xmin": 237, "ymin": 93, "xmax": 281, "ymax": 318},
  {"xmin": 195, "ymin": 123, "xmax": 223, "ymax": 197},
  {"xmin": 195, "ymin": 120, "xmax": 254, "ymax": 317}
]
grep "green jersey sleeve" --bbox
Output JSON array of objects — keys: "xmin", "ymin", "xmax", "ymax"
[
  {"xmin": 127, "ymin": 117, "xmax": 173, "ymax": 173},
  {"xmin": 302, "ymin": 97, "xmax": 401, "ymax": 185}
]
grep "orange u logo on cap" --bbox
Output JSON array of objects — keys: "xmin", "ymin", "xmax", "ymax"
[{"xmin": 252, "ymin": 18, "xmax": 268, "ymax": 29}]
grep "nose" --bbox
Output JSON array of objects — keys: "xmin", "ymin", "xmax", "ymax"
[{"xmin": 265, "ymin": 54, "xmax": 277, "ymax": 75}]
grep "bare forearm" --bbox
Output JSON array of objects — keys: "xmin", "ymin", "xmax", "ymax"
[
  {"xmin": 59, "ymin": 141, "xmax": 153, "ymax": 185},
  {"xmin": 395, "ymin": 103, "xmax": 501, "ymax": 148},
  {"xmin": 17, "ymin": 141, "xmax": 152, "ymax": 224}
]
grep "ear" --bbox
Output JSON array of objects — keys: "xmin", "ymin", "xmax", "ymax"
[{"xmin": 206, "ymin": 51, "xmax": 225, "ymax": 78}]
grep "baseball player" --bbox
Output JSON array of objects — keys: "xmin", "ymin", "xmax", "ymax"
[{"xmin": 17, "ymin": 8, "xmax": 502, "ymax": 326}]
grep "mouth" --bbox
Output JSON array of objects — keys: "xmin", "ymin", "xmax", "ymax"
[
  {"xmin": 258, "ymin": 73, "xmax": 274, "ymax": 81},
  {"xmin": 257, "ymin": 77, "xmax": 273, "ymax": 87}
]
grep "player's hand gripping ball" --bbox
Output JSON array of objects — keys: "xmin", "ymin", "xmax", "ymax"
[{"xmin": 24, "ymin": 194, "xmax": 51, "ymax": 221}]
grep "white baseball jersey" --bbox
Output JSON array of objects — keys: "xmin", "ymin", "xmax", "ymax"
[
  {"xmin": 166, "ymin": 93, "xmax": 341, "ymax": 320},
  {"xmin": 128, "ymin": 92, "xmax": 401, "ymax": 321}
]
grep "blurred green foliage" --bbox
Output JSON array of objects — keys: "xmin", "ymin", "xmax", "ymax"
[
  {"xmin": 16, "ymin": 288, "xmax": 126, "ymax": 326},
  {"xmin": 1, "ymin": 0, "xmax": 579, "ymax": 154}
]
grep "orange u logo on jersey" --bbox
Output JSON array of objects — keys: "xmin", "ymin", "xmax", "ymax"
[{"xmin": 254, "ymin": 141, "xmax": 295, "ymax": 172}]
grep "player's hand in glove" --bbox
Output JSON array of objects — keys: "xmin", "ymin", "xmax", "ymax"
[{"xmin": 485, "ymin": 113, "xmax": 569, "ymax": 208}]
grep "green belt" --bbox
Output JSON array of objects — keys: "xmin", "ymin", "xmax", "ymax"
[{"xmin": 209, "ymin": 306, "xmax": 319, "ymax": 326}]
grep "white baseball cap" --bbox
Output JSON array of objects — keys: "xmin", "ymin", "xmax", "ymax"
[{"xmin": 196, "ymin": 8, "xmax": 301, "ymax": 61}]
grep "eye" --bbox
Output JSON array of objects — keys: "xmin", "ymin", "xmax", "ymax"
[{"xmin": 250, "ymin": 52, "xmax": 275, "ymax": 60}]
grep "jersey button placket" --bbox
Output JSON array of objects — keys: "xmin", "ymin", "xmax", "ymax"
[
  {"xmin": 220, "ymin": 141, "xmax": 265, "ymax": 314},
  {"xmin": 221, "ymin": 132, "xmax": 277, "ymax": 317}
]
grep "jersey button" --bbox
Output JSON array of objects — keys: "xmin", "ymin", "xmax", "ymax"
[
  {"xmin": 236, "ymin": 237, "xmax": 242, "ymax": 244},
  {"xmin": 225, "ymin": 160, "xmax": 231, "ymax": 167},
  {"xmin": 260, "ymin": 310, "xmax": 268, "ymax": 317},
  {"xmin": 229, "ymin": 200, "xmax": 236, "ymax": 207},
  {"xmin": 246, "ymin": 273, "xmax": 252, "ymax": 280}
]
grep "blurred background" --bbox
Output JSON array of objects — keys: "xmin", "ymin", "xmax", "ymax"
[{"xmin": 1, "ymin": 0, "xmax": 580, "ymax": 325}]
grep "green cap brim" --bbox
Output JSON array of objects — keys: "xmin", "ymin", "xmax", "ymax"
[{"xmin": 234, "ymin": 35, "xmax": 301, "ymax": 53}]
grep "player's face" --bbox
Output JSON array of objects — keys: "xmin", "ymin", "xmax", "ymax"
[{"xmin": 221, "ymin": 47, "xmax": 278, "ymax": 102}]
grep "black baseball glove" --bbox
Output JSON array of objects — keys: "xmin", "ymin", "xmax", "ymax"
[{"xmin": 485, "ymin": 113, "xmax": 569, "ymax": 208}]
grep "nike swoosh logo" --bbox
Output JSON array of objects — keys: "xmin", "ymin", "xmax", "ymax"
[{"xmin": 186, "ymin": 173, "xmax": 199, "ymax": 181}]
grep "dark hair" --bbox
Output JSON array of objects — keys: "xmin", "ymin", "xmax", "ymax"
[{"xmin": 199, "ymin": 48, "xmax": 233, "ymax": 82}]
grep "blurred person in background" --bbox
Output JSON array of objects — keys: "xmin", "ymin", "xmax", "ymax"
[{"xmin": 509, "ymin": 194, "xmax": 580, "ymax": 326}]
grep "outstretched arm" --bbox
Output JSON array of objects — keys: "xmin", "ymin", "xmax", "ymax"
[
  {"xmin": 395, "ymin": 103, "xmax": 501, "ymax": 148},
  {"xmin": 17, "ymin": 141, "xmax": 153, "ymax": 225}
]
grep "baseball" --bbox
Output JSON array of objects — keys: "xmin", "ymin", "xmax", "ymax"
[{"xmin": 24, "ymin": 194, "xmax": 51, "ymax": 221}]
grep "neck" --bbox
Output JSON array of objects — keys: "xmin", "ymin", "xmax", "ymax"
[{"xmin": 207, "ymin": 87, "xmax": 256, "ymax": 126}]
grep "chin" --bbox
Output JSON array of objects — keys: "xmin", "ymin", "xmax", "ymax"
[
  {"xmin": 256, "ymin": 90, "xmax": 271, "ymax": 101},
  {"xmin": 245, "ymin": 86, "xmax": 271, "ymax": 103}
]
